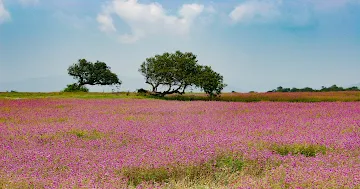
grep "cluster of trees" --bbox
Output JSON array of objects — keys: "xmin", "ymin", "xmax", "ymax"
[
  {"xmin": 139, "ymin": 51, "xmax": 226, "ymax": 97},
  {"xmin": 268, "ymin": 85, "xmax": 360, "ymax": 93},
  {"xmin": 65, "ymin": 51, "xmax": 226, "ymax": 97},
  {"xmin": 65, "ymin": 53, "xmax": 359, "ymax": 96}
]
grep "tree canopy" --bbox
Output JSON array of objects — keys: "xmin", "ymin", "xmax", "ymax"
[
  {"xmin": 197, "ymin": 66, "xmax": 226, "ymax": 97},
  {"xmin": 68, "ymin": 59, "xmax": 121, "ymax": 87},
  {"xmin": 139, "ymin": 51, "xmax": 226, "ymax": 97}
]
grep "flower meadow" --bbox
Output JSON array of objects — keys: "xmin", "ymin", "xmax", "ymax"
[{"xmin": 0, "ymin": 99, "xmax": 359, "ymax": 188}]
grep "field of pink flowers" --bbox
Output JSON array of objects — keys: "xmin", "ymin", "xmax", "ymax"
[{"xmin": 0, "ymin": 99, "xmax": 359, "ymax": 188}]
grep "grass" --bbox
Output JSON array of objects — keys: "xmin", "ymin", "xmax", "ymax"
[
  {"xmin": 119, "ymin": 153, "xmax": 280, "ymax": 187},
  {"xmin": 2, "ymin": 91, "xmax": 360, "ymax": 102},
  {"xmin": 68, "ymin": 129, "xmax": 105, "ymax": 140},
  {"xmin": 0, "ymin": 175, "xmax": 45, "ymax": 189},
  {"xmin": 158, "ymin": 91, "xmax": 360, "ymax": 102},
  {"xmin": 0, "ymin": 92, "xmax": 146, "ymax": 99},
  {"xmin": 271, "ymin": 144, "xmax": 327, "ymax": 157}
]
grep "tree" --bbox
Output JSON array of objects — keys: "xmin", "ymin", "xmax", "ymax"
[
  {"xmin": 139, "ymin": 51, "xmax": 200, "ymax": 96},
  {"xmin": 197, "ymin": 66, "xmax": 227, "ymax": 97},
  {"xmin": 290, "ymin": 88, "xmax": 299, "ymax": 92},
  {"xmin": 139, "ymin": 51, "xmax": 226, "ymax": 97},
  {"xmin": 139, "ymin": 52, "xmax": 176, "ymax": 93},
  {"xmin": 67, "ymin": 59, "xmax": 121, "ymax": 88},
  {"xmin": 346, "ymin": 86, "xmax": 360, "ymax": 91}
]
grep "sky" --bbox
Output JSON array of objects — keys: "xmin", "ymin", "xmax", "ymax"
[{"xmin": 0, "ymin": 0, "xmax": 360, "ymax": 92}]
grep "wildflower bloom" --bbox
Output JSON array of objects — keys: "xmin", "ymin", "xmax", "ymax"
[{"xmin": 0, "ymin": 99, "xmax": 359, "ymax": 188}]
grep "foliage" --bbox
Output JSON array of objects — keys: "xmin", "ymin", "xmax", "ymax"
[
  {"xmin": 197, "ymin": 66, "xmax": 227, "ymax": 97},
  {"xmin": 62, "ymin": 83, "xmax": 89, "ymax": 92},
  {"xmin": 68, "ymin": 59, "xmax": 121, "ymax": 87},
  {"xmin": 137, "ymin": 88, "xmax": 148, "ymax": 94},
  {"xmin": 139, "ymin": 51, "xmax": 226, "ymax": 97},
  {"xmin": 121, "ymin": 154, "xmax": 248, "ymax": 186},
  {"xmin": 271, "ymin": 144, "xmax": 327, "ymax": 157},
  {"xmin": 268, "ymin": 84, "xmax": 360, "ymax": 93},
  {"xmin": 68, "ymin": 129, "xmax": 104, "ymax": 140}
]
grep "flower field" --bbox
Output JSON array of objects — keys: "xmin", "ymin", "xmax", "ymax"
[{"xmin": 0, "ymin": 99, "xmax": 359, "ymax": 188}]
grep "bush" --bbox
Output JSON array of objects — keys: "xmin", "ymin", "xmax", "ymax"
[
  {"xmin": 137, "ymin": 88, "xmax": 151, "ymax": 96},
  {"xmin": 62, "ymin": 83, "xmax": 89, "ymax": 92},
  {"xmin": 137, "ymin": 88, "xmax": 148, "ymax": 94}
]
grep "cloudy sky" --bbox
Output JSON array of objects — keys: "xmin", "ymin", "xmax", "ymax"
[{"xmin": 1, "ymin": 0, "xmax": 360, "ymax": 92}]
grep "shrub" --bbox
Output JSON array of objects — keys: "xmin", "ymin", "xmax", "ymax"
[
  {"xmin": 137, "ymin": 88, "xmax": 148, "ymax": 94},
  {"xmin": 62, "ymin": 83, "xmax": 89, "ymax": 92},
  {"xmin": 137, "ymin": 88, "xmax": 150, "ymax": 96}
]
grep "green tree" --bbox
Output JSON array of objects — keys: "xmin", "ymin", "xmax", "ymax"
[
  {"xmin": 139, "ymin": 51, "xmax": 199, "ymax": 96},
  {"xmin": 139, "ymin": 51, "xmax": 226, "ymax": 97},
  {"xmin": 139, "ymin": 52, "xmax": 179, "ymax": 93},
  {"xmin": 346, "ymin": 86, "xmax": 360, "ymax": 91},
  {"xmin": 67, "ymin": 59, "xmax": 121, "ymax": 88},
  {"xmin": 197, "ymin": 66, "xmax": 227, "ymax": 97}
]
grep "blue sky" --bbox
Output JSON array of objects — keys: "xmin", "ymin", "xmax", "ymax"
[{"xmin": 0, "ymin": 0, "xmax": 360, "ymax": 92}]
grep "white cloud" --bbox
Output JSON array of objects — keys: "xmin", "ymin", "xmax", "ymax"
[
  {"xmin": 97, "ymin": 0, "xmax": 205, "ymax": 43},
  {"xmin": 97, "ymin": 13, "xmax": 116, "ymax": 33},
  {"xmin": 179, "ymin": 4, "xmax": 204, "ymax": 19},
  {"xmin": 229, "ymin": 0, "xmax": 281, "ymax": 23},
  {"xmin": 0, "ymin": 0, "xmax": 10, "ymax": 24}
]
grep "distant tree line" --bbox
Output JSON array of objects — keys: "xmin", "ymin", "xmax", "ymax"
[{"xmin": 268, "ymin": 85, "xmax": 360, "ymax": 93}]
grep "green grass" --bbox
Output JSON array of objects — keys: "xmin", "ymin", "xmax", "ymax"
[
  {"xmin": 0, "ymin": 175, "xmax": 46, "ymax": 189},
  {"xmin": 1, "ymin": 91, "xmax": 360, "ymax": 102},
  {"xmin": 68, "ymin": 129, "xmax": 105, "ymax": 140},
  {"xmin": 271, "ymin": 144, "xmax": 327, "ymax": 157},
  {"xmin": 157, "ymin": 93, "xmax": 360, "ymax": 102},
  {"xmin": 0, "ymin": 92, "xmax": 147, "ymax": 99},
  {"xmin": 119, "ymin": 153, "xmax": 280, "ymax": 187}
]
